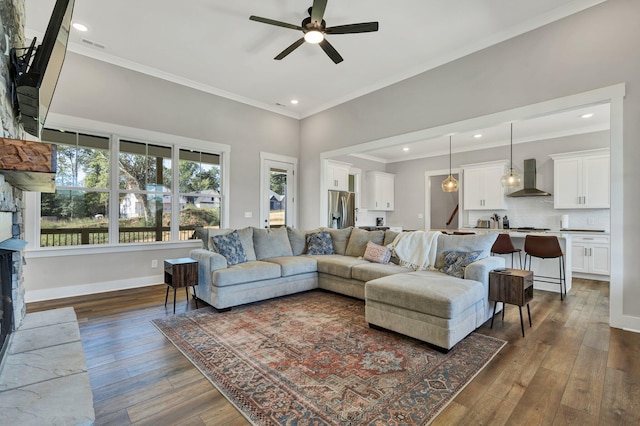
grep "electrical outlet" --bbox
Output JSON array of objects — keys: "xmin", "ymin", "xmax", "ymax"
[
  {"xmin": 244, "ymin": 211, "xmax": 253, "ymax": 218},
  {"xmin": 151, "ymin": 259, "xmax": 158, "ymax": 268},
  {"xmin": 418, "ymin": 213, "xmax": 424, "ymax": 219},
  {"xmin": 587, "ymin": 217, "xmax": 595, "ymax": 225}
]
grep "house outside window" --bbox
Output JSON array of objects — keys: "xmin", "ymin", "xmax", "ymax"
[{"xmin": 38, "ymin": 128, "xmax": 222, "ymax": 247}]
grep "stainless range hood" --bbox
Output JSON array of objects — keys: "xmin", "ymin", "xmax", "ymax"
[{"xmin": 506, "ymin": 159, "xmax": 551, "ymax": 197}]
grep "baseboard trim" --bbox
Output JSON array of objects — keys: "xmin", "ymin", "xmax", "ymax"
[{"xmin": 25, "ymin": 275, "xmax": 164, "ymax": 303}]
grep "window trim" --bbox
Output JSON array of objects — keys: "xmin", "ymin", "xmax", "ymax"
[{"xmin": 25, "ymin": 113, "xmax": 231, "ymax": 253}]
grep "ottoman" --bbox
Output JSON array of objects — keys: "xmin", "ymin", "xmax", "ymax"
[{"xmin": 365, "ymin": 271, "xmax": 486, "ymax": 350}]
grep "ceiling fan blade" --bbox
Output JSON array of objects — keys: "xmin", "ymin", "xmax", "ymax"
[
  {"xmin": 274, "ymin": 37, "xmax": 306, "ymax": 60},
  {"xmin": 310, "ymin": 0, "xmax": 328, "ymax": 24},
  {"xmin": 249, "ymin": 15, "xmax": 302, "ymax": 31},
  {"xmin": 325, "ymin": 22, "xmax": 379, "ymax": 34},
  {"xmin": 319, "ymin": 39, "xmax": 343, "ymax": 64}
]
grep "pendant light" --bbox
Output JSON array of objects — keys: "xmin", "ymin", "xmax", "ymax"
[
  {"xmin": 442, "ymin": 136, "xmax": 458, "ymax": 192},
  {"xmin": 500, "ymin": 123, "xmax": 522, "ymax": 188}
]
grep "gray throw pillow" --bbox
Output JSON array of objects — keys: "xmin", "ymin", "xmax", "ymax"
[
  {"xmin": 252, "ymin": 227, "xmax": 293, "ymax": 260},
  {"xmin": 210, "ymin": 230, "xmax": 247, "ymax": 266},
  {"xmin": 435, "ymin": 233, "xmax": 498, "ymax": 269},
  {"xmin": 345, "ymin": 228, "xmax": 385, "ymax": 257},
  {"xmin": 306, "ymin": 231, "xmax": 335, "ymax": 255},
  {"xmin": 439, "ymin": 250, "xmax": 482, "ymax": 278}
]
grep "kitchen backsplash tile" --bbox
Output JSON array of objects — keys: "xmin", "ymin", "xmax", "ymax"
[{"xmin": 467, "ymin": 196, "xmax": 610, "ymax": 232}]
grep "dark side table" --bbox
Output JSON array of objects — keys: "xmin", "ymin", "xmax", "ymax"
[
  {"xmin": 164, "ymin": 258, "xmax": 199, "ymax": 314},
  {"xmin": 489, "ymin": 268, "xmax": 533, "ymax": 337}
]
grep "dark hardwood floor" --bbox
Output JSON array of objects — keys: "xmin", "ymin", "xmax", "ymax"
[{"xmin": 27, "ymin": 278, "xmax": 640, "ymax": 425}]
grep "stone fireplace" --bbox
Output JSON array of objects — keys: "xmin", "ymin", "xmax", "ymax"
[{"xmin": 0, "ymin": 0, "xmax": 28, "ymax": 362}]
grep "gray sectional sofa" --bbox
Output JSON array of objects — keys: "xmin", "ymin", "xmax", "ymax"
[{"xmin": 190, "ymin": 226, "xmax": 504, "ymax": 350}]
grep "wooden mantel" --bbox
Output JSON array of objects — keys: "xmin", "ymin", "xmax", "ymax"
[{"xmin": 0, "ymin": 138, "xmax": 57, "ymax": 192}]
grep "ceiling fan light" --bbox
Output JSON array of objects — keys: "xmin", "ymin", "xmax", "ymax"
[{"xmin": 304, "ymin": 30, "xmax": 324, "ymax": 44}]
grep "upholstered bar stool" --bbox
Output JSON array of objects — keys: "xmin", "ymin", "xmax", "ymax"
[
  {"xmin": 491, "ymin": 233, "xmax": 522, "ymax": 268},
  {"xmin": 523, "ymin": 235, "xmax": 567, "ymax": 300}
]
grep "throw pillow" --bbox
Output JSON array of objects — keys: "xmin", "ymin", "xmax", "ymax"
[
  {"xmin": 306, "ymin": 231, "xmax": 335, "ymax": 255},
  {"xmin": 439, "ymin": 250, "xmax": 482, "ymax": 278},
  {"xmin": 434, "ymin": 233, "xmax": 498, "ymax": 269},
  {"xmin": 210, "ymin": 230, "xmax": 248, "ymax": 266},
  {"xmin": 287, "ymin": 227, "xmax": 308, "ymax": 256},
  {"xmin": 345, "ymin": 228, "xmax": 385, "ymax": 257},
  {"xmin": 363, "ymin": 241, "xmax": 391, "ymax": 264}
]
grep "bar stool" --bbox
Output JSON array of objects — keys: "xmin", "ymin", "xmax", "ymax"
[
  {"xmin": 523, "ymin": 235, "xmax": 567, "ymax": 300},
  {"xmin": 491, "ymin": 233, "xmax": 522, "ymax": 268}
]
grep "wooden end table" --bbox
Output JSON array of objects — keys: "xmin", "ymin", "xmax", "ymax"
[
  {"xmin": 164, "ymin": 258, "xmax": 199, "ymax": 314},
  {"xmin": 489, "ymin": 268, "xmax": 534, "ymax": 337}
]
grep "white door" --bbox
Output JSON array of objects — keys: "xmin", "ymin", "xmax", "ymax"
[{"xmin": 261, "ymin": 158, "xmax": 295, "ymax": 229}]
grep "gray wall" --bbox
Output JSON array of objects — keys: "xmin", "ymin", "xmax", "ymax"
[
  {"xmin": 300, "ymin": 0, "xmax": 639, "ymax": 322},
  {"xmin": 52, "ymin": 52, "xmax": 301, "ymax": 229},
  {"xmin": 24, "ymin": 52, "xmax": 301, "ymax": 300}
]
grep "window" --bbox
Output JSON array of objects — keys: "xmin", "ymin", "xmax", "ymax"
[
  {"xmin": 38, "ymin": 128, "xmax": 223, "ymax": 247},
  {"xmin": 40, "ymin": 129, "xmax": 110, "ymax": 247},
  {"xmin": 178, "ymin": 149, "xmax": 221, "ymax": 239},
  {"xmin": 119, "ymin": 140, "xmax": 172, "ymax": 243}
]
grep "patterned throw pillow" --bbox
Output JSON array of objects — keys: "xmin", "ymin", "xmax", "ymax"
[
  {"xmin": 439, "ymin": 250, "xmax": 482, "ymax": 278},
  {"xmin": 210, "ymin": 230, "xmax": 248, "ymax": 265},
  {"xmin": 306, "ymin": 231, "xmax": 335, "ymax": 255},
  {"xmin": 363, "ymin": 241, "xmax": 391, "ymax": 264}
]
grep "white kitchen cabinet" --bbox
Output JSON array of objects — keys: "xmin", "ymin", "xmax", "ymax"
[
  {"xmin": 551, "ymin": 149, "xmax": 610, "ymax": 209},
  {"xmin": 462, "ymin": 161, "xmax": 507, "ymax": 210},
  {"xmin": 366, "ymin": 171, "xmax": 395, "ymax": 211},
  {"xmin": 571, "ymin": 234, "xmax": 610, "ymax": 276},
  {"xmin": 327, "ymin": 161, "xmax": 350, "ymax": 191}
]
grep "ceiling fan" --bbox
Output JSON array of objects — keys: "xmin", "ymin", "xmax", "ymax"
[{"xmin": 249, "ymin": 0, "xmax": 379, "ymax": 64}]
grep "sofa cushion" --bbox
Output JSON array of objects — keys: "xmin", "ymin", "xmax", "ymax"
[
  {"xmin": 252, "ymin": 227, "xmax": 293, "ymax": 260},
  {"xmin": 287, "ymin": 227, "xmax": 307, "ymax": 256},
  {"xmin": 210, "ymin": 230, "xmax": 248, "ymax": 265},
  {"xmin": 351, "ymin": 262, "xmax": 412, "ymax": 282},
  {"xmin": 309, "ymin": 254, "xmax": 369, "ymax": 279},
  {"xmin": 212, "ymin": 261, "xmax": 281, "ymax": 287},
  {"xmin": 264, "ymin": 256, "xmax": 318, "ymax": 277},
  {"xmin": 439, "ymin": 250, "xmax": 483, "ymax": 278},
  {"xmin": 363, "ymin": 241, "xmax": 392, "ymax": 264},
  {"xmin": 365, "ymin": 271, "xmax": 484, "ymax": 319},
  {"xmin": 324, "ymin": 227, "xmax": 353, "ymax": 255},
  {"xmin": 306, "ymin": 231, "xmax": 335, "ymax": 255},
  {"xmin": 383, "ymin": 230, "xmax": 400, "ymax": 246},
  {"xmin": 206, "ymin": 227, "xmax": 256, "ymax": 261},
  {"xmin": 435, "ymin": 233, "xmax": 498, "ymax": 269},
  {"xmin": 345, "ymin": 228, "xmax": 385, "ymax": 257}
]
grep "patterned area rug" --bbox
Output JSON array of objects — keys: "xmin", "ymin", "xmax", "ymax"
[{"xmin": 152, "ymin": 291, "xmax": 505, "ymax": 425}]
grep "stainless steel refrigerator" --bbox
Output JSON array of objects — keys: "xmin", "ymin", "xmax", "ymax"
[{"xmin": 328, "ymin": 190, "xmax": 355, "ymax": 229}]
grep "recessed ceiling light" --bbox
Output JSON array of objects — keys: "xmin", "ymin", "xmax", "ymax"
[
  {"xmin": 72, "ymin": 22, "xmax": 88, "ymax": 32},
  {"xmin": 580, "ymin": 113, "xmax": 594, "ymax": 118},
  {"xmin": 474, "ymin": 134, "xmax": 482, "ymax": 138},
  {"xmin": 403, "ymin": 147, "xmax": 410, "ymax": 152},
  {"xmin": 290, "ymin": 99, "xmax": 299, "ymax": 105}
]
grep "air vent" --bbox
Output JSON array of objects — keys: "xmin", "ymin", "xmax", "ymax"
[{"xmin": 81, "ymin": 38, "xmax": 105, "ymax": 49}]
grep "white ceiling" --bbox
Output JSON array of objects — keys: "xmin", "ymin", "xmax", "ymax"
[
  {"xmin": 352, "ymin": 103, "xmax": 611, "ymax": 163},
  {"xmin": 25, "ymin": 0, "xmax": 606, "ymax": 120}
]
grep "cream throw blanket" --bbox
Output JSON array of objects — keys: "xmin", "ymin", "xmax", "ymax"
[{"xmin": 387, "ymin": 231, "xmax": 442, "ymax": 271}]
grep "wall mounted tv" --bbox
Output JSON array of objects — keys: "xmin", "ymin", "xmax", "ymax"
[{"xmin": 10, "ymin": 0, "xmax": 75, "ymax": 138}]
